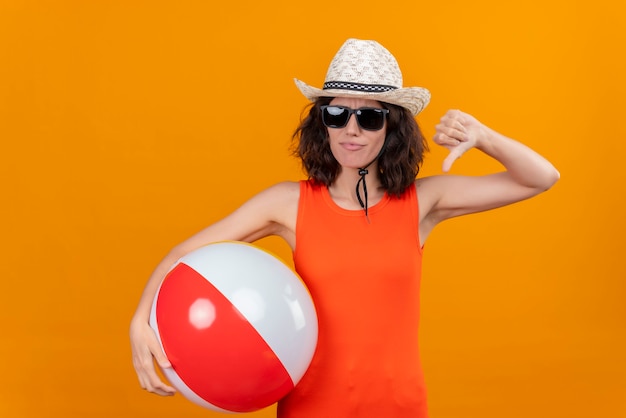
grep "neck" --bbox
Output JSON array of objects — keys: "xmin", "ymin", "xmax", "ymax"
[{"xmin": 329, "ymin": 167, "xmax": 383, "ymax": 208}]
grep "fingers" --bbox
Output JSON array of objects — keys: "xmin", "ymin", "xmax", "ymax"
[
  {"xmin": 434, "ymin": 109, "xmax": 475, "ymax": 172},
  {"xmin": 433, "ymin": 127, "xmax": 465, "ymax": 147},
  {"xmin": 434, "ymin": 115, "xmax": 467, "ymax": 145},
  {"xmin": 133, "ymin": 350, "xmax": 177, "ymax": 396},
  {"xmin": 148, "ymin": 381, "xmax": 177, "ymax": 396},
  {"xmin": 130, "ymin": 322, "xmax": 177, "ymax": 396}
]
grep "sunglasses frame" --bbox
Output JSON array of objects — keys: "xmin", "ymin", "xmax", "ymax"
[{"xmin": 320, "ymin": 105, "xmax": 390, "ymax": 131}]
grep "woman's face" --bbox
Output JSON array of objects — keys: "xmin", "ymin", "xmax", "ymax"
[{"xmin": 325, "ymin": 97, "xmax": 387, "ymax": 170}]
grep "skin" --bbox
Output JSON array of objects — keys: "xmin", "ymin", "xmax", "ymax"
[{"xmin": 129, "ymin": 97, "xmax": 560, "ymax": 396}]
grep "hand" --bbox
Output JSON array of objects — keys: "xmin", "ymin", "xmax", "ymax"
[
  {"xmin": 130, "ymin": 319, "xmax": 177, "ymax": 396},
  {"xmin": 433, "ymin": 109, "xmax": 487, "ymax": 172}
]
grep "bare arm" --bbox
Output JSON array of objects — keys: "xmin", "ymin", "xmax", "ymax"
[
  {"xmin": 130, "ymin": 181, "xmax": 299, "ymax": 395},
  {"xmin": 418, "ymin": 110, "xmax": 560, "ymax": 241}
]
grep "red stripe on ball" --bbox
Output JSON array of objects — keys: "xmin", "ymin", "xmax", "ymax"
[{"xmin": 155, "ymin": 262, "xmax": 295, "ymax": 412}]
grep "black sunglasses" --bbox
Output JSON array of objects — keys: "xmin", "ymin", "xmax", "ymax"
[{"xmin": 320, "ymin": 105, "xmax": 389, "ymax": 131}]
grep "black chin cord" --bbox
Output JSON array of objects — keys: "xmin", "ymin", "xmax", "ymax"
[
  {"xmin": 355, "ymin": 139, "xmax": 388, "ymax": 223},
  {"xmin": 356, "ymin": 168, "xmax": 370, "ymax": 221}
]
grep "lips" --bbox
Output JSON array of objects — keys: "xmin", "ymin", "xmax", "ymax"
[{"xmin": 341, "ymin": 142, "xmax": 365, "ymax": 151}]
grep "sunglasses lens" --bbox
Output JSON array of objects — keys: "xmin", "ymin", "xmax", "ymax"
[
  {"xmin": 356, "ymin": 108, "xmax": 386, "ymax": 131},
  {"xmin": 321, "ymin": 106, "xmax": 388, "ymax": 131},
  {"xmin": 322, "ymin": 106, "xmax": 350, "ymax": 128}
]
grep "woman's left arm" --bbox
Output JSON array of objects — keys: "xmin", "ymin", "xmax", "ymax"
[{"xmin": 419, "ymin": 109, "xmax": 560, "ymax": 223}]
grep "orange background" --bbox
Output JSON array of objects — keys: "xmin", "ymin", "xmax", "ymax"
[{"xmin": 1, "ymin": 1, "xmax": 625, "ymax": 417}]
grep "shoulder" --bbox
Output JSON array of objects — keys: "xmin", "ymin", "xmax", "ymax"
[
  {"xmin": 414, "ymin": 175, "xmax": 443, "ymax": 206},
  {"xmin": 217, "ymin": 181, "xmax": 300, "ymax": 245},
  {"xmin": 414, "ymin": 175, "xmax": 453, "ymax": 224},
  {"xmin": 261, "ymin": 182, "xmax": 300, "ymax": 244},
  {"xmin": 235, "ymin": 181, "xmax": 300, "ymax": 213},
  {"xmin": 246, "ymin": 181, "xmax": 301, "ymax": 222},
  {"xmin": 260, "ymin": 181, "xmax": 301, "ymax": 204}
]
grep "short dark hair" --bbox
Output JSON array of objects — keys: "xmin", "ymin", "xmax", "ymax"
[{"xmin": 291, "ymin": 97, "xmax": 428, "ymax": 196}]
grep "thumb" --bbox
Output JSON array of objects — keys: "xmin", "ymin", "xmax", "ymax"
[
  {"xmin": 442, "ymin": 148, "xmax": 463, "ymax": 172},
  {"xmin": 155, "ymin": 353, "xmax": 172, "ymax": 369},
  {"xmin": 151, "ymin": 342, "xmax": 172, "ymax": 369}
]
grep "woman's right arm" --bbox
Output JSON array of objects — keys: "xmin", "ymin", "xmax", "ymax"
[{"xmin": 129, "ymin": 181, "xmax": 300, "ymax": 395}]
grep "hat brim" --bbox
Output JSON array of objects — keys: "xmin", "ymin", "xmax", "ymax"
[{"xmin": 294, "ymin": 78, "xmax": 430, "ymax": 116}]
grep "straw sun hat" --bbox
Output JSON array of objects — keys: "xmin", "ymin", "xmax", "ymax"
[{"xmin": 294, "ymin": 38, "xmax": 430, "ymax": 116}]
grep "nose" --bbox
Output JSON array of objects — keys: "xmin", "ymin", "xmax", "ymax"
[{"xmin": 344, "ymin": 112, "xmax": 361, "ymax": 134}]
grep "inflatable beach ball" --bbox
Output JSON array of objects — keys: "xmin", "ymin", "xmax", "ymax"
[{"xmin": 149, "ymin": 241, "xmax": 318, "ymax": 413}]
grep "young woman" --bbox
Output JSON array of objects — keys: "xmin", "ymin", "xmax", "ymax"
[{"xmin": 130, "ymin": 38, "xmax": 559, "ymax": 417}]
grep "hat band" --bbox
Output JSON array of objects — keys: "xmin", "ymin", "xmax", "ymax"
[{"xmin": 323, "ymin": 81, "xmax": 397, "ymax": 93}]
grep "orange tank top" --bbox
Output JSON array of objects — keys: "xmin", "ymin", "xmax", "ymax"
[{"xmin": 277, "ymin": 179, "xmax": 428, "ymax": 418}]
